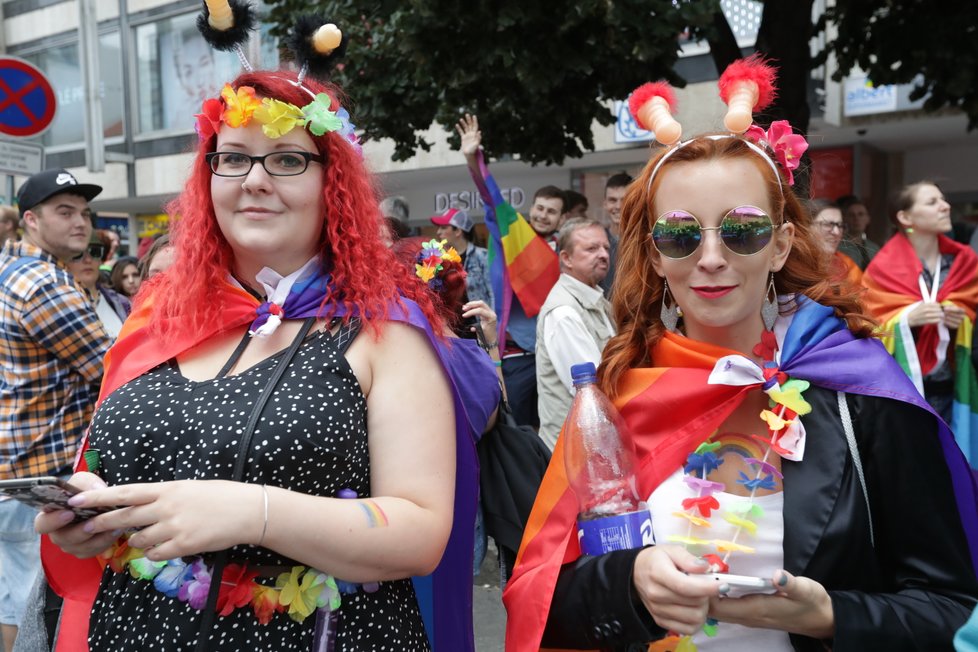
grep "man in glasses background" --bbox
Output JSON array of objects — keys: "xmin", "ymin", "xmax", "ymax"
[{"xmin": 0, "ymin": 168, "xmax": 111, "ymax": 651}]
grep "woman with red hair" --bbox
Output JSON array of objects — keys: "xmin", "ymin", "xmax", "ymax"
[
  {"xmin": 503, "ymin": 132, "xmax": 978, "ymax": 651},
  {"xmin": 37, "ymin": 67, "xmax": 477, "ymax": 651}
]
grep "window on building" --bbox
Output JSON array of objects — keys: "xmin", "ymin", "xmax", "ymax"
[
  {"xmin": 136, "ymin": 12, "xmax": 280, "ymax": 135},
  {"xmin": 20, "ymin": 32, "xmax": 124, "ymax": 149}
]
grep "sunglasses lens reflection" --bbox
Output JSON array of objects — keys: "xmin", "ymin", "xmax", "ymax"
[
  {"xmin": 720, "ymin": 206, "xmax": 774, "ymax": 256},
  {"xmin": 652, "ymin": 211, "xmax": 701, "ymax": 259}
]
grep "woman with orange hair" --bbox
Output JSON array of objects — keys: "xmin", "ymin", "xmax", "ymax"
[
  {"xmin": 503, "ymin": 130, "xmax": 978, "ymax": 651},
  {"xmin": 35, "ymin": 12, "xmax": 478, "ymax": 651}
]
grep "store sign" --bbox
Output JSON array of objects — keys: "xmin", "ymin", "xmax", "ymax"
[
  {"xmin": 136, "ymin": 213, "xmax": 169, "ymax": 238},
  {"xmin": 613, "ymin": 101, "xmax": 654, "ymax": 144},
  {"xmin": 433, "ymin": 186, "xmax": 525, "ymax": 213},
  {"xmin": 843, "ymin": 78, "xmax": 898, "ymax": 116},
  {"xmin": 0, "ymin": 139, "xmax": 43, "ymax": 175}
]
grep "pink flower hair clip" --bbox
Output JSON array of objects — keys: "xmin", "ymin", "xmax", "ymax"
[{"xmin": 744, "ymin": 121, "xmax": 809, "ymax": 186}]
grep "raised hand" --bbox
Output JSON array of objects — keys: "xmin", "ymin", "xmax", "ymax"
[{"xmin": 455, "ymin": 113, "xmax": 482, "ymax": 159}]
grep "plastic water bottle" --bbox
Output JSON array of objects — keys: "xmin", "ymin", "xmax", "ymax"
[{"xmin": 563, "ymin": 362, "xmax": 652, "ymax": 555}]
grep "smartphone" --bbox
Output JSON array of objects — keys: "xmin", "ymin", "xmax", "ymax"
[
  {"xmin": 707, "ymin": 573, "xmax": 777, "ymax": 598},
  {"xmin": 0, "ymin": 476, "xmax": 110, "ymax": 522}
]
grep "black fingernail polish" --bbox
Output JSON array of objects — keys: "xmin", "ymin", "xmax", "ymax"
[{"xmin": 778, "ymin": 573, "xmax": 789, "ymax": 586}]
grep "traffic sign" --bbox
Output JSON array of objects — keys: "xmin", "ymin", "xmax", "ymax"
[
  {"xmin": 0, "ymin": 57, "xmax": 56, "ymax": 137},
  {"xmin": 0, "ymin": 139, "xmax": 43, "ymax": 176}
]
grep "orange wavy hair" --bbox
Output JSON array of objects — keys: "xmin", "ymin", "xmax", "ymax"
[
  {"xmin": 599, "ymin": 135, "xmax": 875, "ymax": 398},
  {"xmin": 143, "ymin": 70, "xmax": 442, "ymax": 338}
]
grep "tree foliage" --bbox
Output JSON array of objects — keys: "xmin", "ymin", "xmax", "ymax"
[
  {"xmin": 266, "ymin": 0, "xmax": 720, "ymax": 164},
  {"xmin": 265, "ymin": 1, "xmax": 975, "ymax": 165},
  {"xmin": 823, "ymin": 1, "xmax": 978, "ymax": 129}
]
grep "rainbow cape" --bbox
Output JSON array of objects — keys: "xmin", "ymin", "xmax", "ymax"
[
  {"xmin": 41, "ymin": 281, "xmax": 479, "ymax": 652},
  {"xmin": 467, "ymin": 151, "xmax": 559, "ymax": 339},
  {"xmin": 502, "ymin": 297, "xmax": 978, "ymax": 651},
  {"xmin": 863, "ymin": 233, "xmax": 978, "ymax": 468}
]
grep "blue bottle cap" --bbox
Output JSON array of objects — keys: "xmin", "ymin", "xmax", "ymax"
[{"xmin": 570, "ymin": 362, "xmax": 597, "ymax": 386}]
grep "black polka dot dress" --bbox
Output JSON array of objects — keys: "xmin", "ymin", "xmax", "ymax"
[{"xmin": 86, "ymin": 327, "xmax": 431, "ymax": 651}]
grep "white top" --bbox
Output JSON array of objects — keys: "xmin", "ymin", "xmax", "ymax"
[
  {"xmin": 647, "ymin": 467, "xmax": 792, "ymax": 651},
  {"xmin": 95, "ymin": 293, "xmax": 123, "ymax": 339},
  {"xmin": 541, "ymin": 276, "xmax": 615, "ymax": 393}
]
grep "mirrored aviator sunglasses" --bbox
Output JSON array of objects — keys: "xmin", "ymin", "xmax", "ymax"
[{"xmin": 651, "ymin": 205, "xmax": 776, "ymax": 260}]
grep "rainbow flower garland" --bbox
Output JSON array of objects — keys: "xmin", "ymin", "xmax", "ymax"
[
  {"xmin": 415, "ymin": 239, "xmax": 462, "ymax": 290},
  {"xmin": 652, "ymin": 330, "xmax": 813, "ymax": 651},
  {"xmin": 102, "ymin": 536, "xmax": 358, "ymax": 625},
  {"xmin": 195, "ymin": 83, "xmax": 361, "ymax": 154}
]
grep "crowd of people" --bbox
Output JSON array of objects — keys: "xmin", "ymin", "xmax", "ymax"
[{"xmin": 1, "ymin": 10, "xmax": 978, "ymax": 652}]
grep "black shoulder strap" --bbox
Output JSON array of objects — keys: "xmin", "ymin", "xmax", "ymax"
[{"xmin": 195, "ymin": 317, "xmax": 316, "ymax": 650}]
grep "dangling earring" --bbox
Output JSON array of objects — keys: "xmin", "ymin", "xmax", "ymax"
[
  {"xmin": 661, "ymin": 279, "xmax": 683, "ymax": 332},
  {"xmin": 761, "ymin": 272, "xmax": 778, "ymax": 331}
]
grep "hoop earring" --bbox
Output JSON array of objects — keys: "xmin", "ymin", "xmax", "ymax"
[
  {"xmin": 661, "ymin": 279, "xmax": 683, "ymax": 332},
  {"xmin": 761, "ymin": 272, "xmax": 778, "ymax": 331}
]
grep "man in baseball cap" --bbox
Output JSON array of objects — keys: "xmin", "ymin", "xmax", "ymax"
[
  {"xmin": 14, "ymin": 168, "xmax": 102, "ymax": 261},
  {"xmin": 0, "ymin": 168, "xmax": 109, "ymax": 649}
]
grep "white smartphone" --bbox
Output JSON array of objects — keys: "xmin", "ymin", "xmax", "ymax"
[{"xmin": 706, "ymin": 573, "xmax": 777, "ymax": 598}]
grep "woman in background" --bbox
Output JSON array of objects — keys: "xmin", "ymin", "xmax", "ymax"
[
  {"xmin": 862, "ymin": 181, "xmax": 978, "ymax": 463},
  {"xmin": 67, "ymin": 239, "xmax": 131, "ymax": 338},
  {"xmin": 109, "ymin": 256, "xmax": 141, "ymax": 299}
]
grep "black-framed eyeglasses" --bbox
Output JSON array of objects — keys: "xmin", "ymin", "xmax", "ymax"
[
  {"xmin": 205, "ymin": 151, "xmax": 325, "ymax": 178},
  {"xmin": 651, "ymin": 205, "xmax": 778, "ymax": 260}
]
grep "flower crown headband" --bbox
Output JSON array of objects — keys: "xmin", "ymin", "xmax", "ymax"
[
  {"xmin": 629, "ymin": 55, "xmax": 809, "ymax": 194},
  {"xmin": 195, "ymin": 1, "xmax": 361, "ymax": 153},
  {"xmin": 415, "ymin": 239, "xmax": 463, "ymax": 292}
]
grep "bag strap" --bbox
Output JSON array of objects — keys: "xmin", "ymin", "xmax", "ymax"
[
  {"xmin": 195, "ymin": 317, "xmax": 317, "ymax": 650},
  {"xmin": 836, "ymin": 390, "xmax": 874, "ymax": 548},
  {"xmin": 0, "ymin": 255, "xmax": 42, "ymax": 287}
]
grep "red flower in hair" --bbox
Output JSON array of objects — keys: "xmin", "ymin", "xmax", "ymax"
[
  {"xmin": 745, "ymin": 120, "xmax": 809, "ymax": 185},
  {"xmin": 195, "ymin": 98, "xmax": 224, "ymax": 142}
]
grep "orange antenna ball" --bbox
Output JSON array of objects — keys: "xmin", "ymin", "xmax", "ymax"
[{"xmin": 313, "ymin": 24, "xmax": 342, "ymax": 54}]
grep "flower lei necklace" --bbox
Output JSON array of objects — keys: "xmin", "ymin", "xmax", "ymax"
[
  {"xmin": 651, "ymin": 329, "xmax": 813, "ymax": 652},
  {"xmin": 102, "ymin": 535, "xmax": 374, "ymax": 625},
  {"xmin": 196, "ymin": 83, "xmax": 361, "ymax": 154}
]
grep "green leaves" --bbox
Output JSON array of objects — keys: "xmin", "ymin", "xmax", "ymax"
[{"xmin": 266, "ymin": 0, "xmax": 711, "ymax": 164}]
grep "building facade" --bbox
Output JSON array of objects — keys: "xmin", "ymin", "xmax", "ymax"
[{"xmin": 2, "ymin": 0, "xmax": 977, "ymax": 252}]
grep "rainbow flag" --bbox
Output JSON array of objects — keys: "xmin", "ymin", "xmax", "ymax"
[
  {"xmin": 502, "ymin": 297, "xmax": 978, "ymax": 650},
  {"xmin": 863, "ymin": 233, "xmax": 978, "ymax": 469},
  {"xmin": 42, "ymin": 283, "xmax": 480, "ymax": 652},
  {"xmin": 467, "ymin": 151, "xmax": 559, "ymax": 339}
]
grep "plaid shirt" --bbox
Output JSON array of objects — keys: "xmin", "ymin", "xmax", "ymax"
[{"xmin": 0, "ymin": 239, "xmax": 111, "ymax": 479}]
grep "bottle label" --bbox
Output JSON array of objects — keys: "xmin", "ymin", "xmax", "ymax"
[{"xmin": 577, "ymin": 508, "xmax": 653, "ymax": 556}]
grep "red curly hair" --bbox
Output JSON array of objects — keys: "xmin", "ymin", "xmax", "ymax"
[
  {"xmin": 391, "ymin": 237, "xmax": 468, "ymax": 331},
  {"xmin": 599, "ymin": 135, "xmax": 875, "ymax": 398},
  {"xmin": 145, "ymin": 70, "xmax": 443, "ymax": 338}
]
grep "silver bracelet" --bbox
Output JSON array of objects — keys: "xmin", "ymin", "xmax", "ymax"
[{"xmin": 258, "ymin": 484, "xmax": 269, "ymax": 547}]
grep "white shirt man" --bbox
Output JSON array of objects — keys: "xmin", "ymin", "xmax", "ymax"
[{"xmin": 535, "ymin": 219, "xmax": 615, "ymax": 450}]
